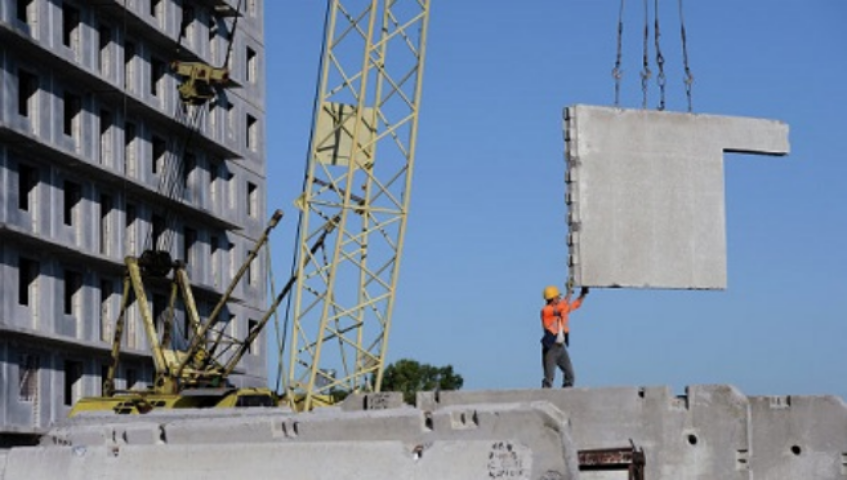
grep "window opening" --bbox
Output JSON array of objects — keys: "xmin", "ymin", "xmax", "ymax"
[
  {"xmin": 64, "ymin": 269, "xmax": 82, "ymax": 316},
  {"xmin": 124, "ymin": 41, "xmax": 136, "ymax": 91},
  {"xmin": 63, "ymin": 180, "xmax": 82, "ymax": 226},
  {"xmin": 100, "ymin": 109, "xmax": 113, "ymax": 165},
  {"xmin": 152, "ymin": 136, "xmax": 167, "ymax": 175},
  {"xmin": 18, "ymin": 257, "xmax": 38, "ymax": 306},
  {"xmin": 100, "ymin": 194, "xmax": 113, "ymax": 254},
  {"xmin": 124, "ymin": 121, "xmax": 137, "ymax": 175},
  {"xmin": 62, "ymin": 3, "xmax": 80, "ymax": 49},
  {"xmin": 18, "ymin": 164, "xmax": 37, "ymax": 211},
  {"xmin": 248, "ymin": 319, "xmax": 259, "ymax": 354},
  {"xmin": 98, "ymin": 25, "xmax": 112, "ymax": 74},
  {"xmin": 246, "ymin": 47, "xmax": 256, "ymax": 83},
  {"xmin": 100, "ymin": 278, "xmax": 113, "ymax": 342},
  {"xmin": 63, "ymin": 91, "xmax": 81, "ymax": 137},
  {"xmin": 63, "ymin": 360, "xmax": 83, "ymax": 406},
  {"xmin": 18, "ymin": 70, "xmax": 37, "ymax": 117},
  {"xmin": 246, "ymin": 114, "xmax": 257, "ymax": 150},
  {"xmin": 19, "ymin": 354, "xmax": 39, "ymax": 402},
  {"xmin": 247, "ymin": 182, "xmax": 257, "ymax": 217}
]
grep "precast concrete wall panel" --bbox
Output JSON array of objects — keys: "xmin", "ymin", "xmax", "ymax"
[
  {"xmin": 418, "ymin": 385, "xmax": 750, "ymax": 479},
  {"xmin": 17, "ymin": 402, "xmax": 579, "ymax": 480},
  {"xmin": 418, "ymin": 385, "xmax": 847, "ymax": 479},
  {"xmin": 564, "ymin": 105, "xmax": 789, "ymax": 290},
  {"xmin": 748, "ymin": 395, "xmax": 847, "ymax": 480}
]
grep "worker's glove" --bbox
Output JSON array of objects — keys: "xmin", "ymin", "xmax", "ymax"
[{"xmin": 580, "ymin": 287, "xmax": 590, "ymax": 296}]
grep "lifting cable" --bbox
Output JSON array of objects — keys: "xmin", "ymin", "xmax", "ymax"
[
  {"xmin": 611, "ymin": 0, "xmax": 695, "ymax": 111},
  {"xmin": 611, "ymin": 0, "xmax": 626, "ymax": 107},
  {"xmin": 641, "ymin": 0, "xmax": 652, "ymax": 109},
  {"xmin": 640, "ymin": 0, "xmax": 652, "ymax": 109},
  {"xmin": 144, "ymin": 0, "xmax": 244, "ymax": 255},
  {"xmin": 275, "ymin": 0, "xmax": 335, "ymax": 393},
  {"xmin": 653, "ymin": 0, "xmax": 667, "ymax": 111},
  {"xmin": 223, "ymin": 0, "xmax": 245, "ymax": 70},
  {"xmin": 678, "ymin": 0, "xmax": 694, "ymax": 112}
]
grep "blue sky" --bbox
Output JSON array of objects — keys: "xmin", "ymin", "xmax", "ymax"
[{"xmin": 264, "ymin": 1, "xmax": 847, "ymax": 400}]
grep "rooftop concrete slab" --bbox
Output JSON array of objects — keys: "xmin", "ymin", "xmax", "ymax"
[{"xmin": 564, "ymin": 105, "xmax": 790, "ymax": 289}]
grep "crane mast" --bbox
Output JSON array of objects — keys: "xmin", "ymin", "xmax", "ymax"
[{"xmin": 286, "ymin": 0, "xmax": 431, "ymax": 410}]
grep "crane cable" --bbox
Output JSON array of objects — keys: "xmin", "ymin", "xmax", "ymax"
[
  {"xmin": 222, "ymin": 0, "xmax": 245, "ymax": 71},
  {"xmin": 653, "ymin": 0, "xmax": 667, "ymax": 111},
  {"xmin": 679, "ymin": 0, "xmax": 694, "ymax": 112},
  {"xmin": 274, "ymin": 0, "xmax": 334, "ymax": 394},
  {"xmin": 640, "ymin": 0, "xmax": 652, "ymax": 109},
  {"xmin": 611, "ymin": 0, "xmax": 625, "ymax": 107},
  {"xmin": 611, "ymin": 0, "xmax": 694, "ymax": 111}
]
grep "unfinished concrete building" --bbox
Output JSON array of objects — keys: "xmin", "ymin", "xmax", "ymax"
[{"xmin": 0, "ymin": 0, "xmax": 267, "ymax": 444}]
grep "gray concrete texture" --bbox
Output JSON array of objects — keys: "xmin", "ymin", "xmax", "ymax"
[
  {"xmin": 564, "ymin": 105, "xmax": 790, "ymax": 289},
  {"xmin": 3, "ymin": 402, "xmax": 579, "ymax": 480},
  {"xmin": 417, "ymin": 385, "xmax": 847, "ymax": 479},
  {"xmin": 3, "ymin": 385, "xmax": 846, "ymax": 479}
]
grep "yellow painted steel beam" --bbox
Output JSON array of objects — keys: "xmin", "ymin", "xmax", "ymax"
[{"xmin": 287, "ymin": 0, "xmax": 431, "ymax": 410}]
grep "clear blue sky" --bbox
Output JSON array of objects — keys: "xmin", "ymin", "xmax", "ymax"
[{"xmin": 263, "ymin": 1, "xmax": 847, "ymax": 400}]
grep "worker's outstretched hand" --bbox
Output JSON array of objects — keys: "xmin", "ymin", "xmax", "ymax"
[{"xmin": 580, "ymin": 287, "xmax": 590, "ymax": 297}]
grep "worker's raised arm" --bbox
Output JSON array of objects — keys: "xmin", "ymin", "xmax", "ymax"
[{"xmin": 570, "ymin": 287, "xmax": 589, "ymax": 310}]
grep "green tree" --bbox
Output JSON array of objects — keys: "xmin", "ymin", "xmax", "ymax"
[{"xmin": 380, "ymin": 358, "xmax": 464, "ymax": 404}]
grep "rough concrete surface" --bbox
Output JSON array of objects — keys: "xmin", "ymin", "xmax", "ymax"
[
  {"xmin": 4, "ymin": 402, "xmax": 579, "ymax": 480},
  {"xmin": 564, "ymin": 105, "xmax": 790, "ymax": 290},
  {"xmin": 3, "ymin": 385, "xmax": 846, "ymax": 479},
  {"xmin": 418, "ymin": 385, "xmax": 847, "ymax": 479}
]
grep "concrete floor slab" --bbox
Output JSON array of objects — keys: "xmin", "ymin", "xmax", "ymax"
[{"xmin": 564, "ymin": 105, "xmax": 789, "ymax": 289}]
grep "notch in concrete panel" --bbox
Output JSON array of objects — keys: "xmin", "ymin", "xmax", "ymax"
[{"xmin": 564, "ymin": 104, "xmax": 790, "ymax": 290}]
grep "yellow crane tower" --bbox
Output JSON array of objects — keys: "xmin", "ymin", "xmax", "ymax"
[{"xmin": 283, "ymin": 0, "xmax": 432, "ymax": 410}]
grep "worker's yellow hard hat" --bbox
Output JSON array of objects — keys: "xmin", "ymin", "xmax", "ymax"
[{"xmin": 543, "ymin": 285, "xmax": 560, "ymax": 300}]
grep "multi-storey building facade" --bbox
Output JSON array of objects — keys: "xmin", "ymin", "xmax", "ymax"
[{"xmin": 0, "ymin": 0, "xmax": 266, "ymax": 445}]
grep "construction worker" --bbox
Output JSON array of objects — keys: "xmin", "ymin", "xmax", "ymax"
[{"xmin": 540, "ymin": 284, "xmax": 589, "ymax": 388}]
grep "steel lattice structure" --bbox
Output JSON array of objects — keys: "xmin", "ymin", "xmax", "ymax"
[{"xmin": 286, "ymin": 0, "xmax": 430, "ymax": 410}]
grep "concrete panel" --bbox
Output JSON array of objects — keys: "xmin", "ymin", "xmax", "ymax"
[
  {"xmin": 3, "ymin": 440, "xmax": 566, "ymax": 480},
  {"xmin": 419, "ymin": 385, "xmax": 750, "ymax": 479},
  {"xmin": 564, "ymin": 105, "xmax": 789, "ymax": 289},
  {"xmin": 418, "ymin": 385, "xmax": 847, "ymax": 479},
  {"xmin": 748, "ymin": 395, "xmax": 847, "ymax": 479},
  {"xmin": 20, "ymin": 402, "xmax": 579, "ymax": 480}
]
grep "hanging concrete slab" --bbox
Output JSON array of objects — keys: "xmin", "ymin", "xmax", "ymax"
[{"xmin": 564, "ymin": 105, "xmax": 790, "ymax": 290}]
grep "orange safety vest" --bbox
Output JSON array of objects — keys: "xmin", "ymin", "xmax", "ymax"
[{"xmin": 540, "ymin": 297, "xmax": 583, "ymax": 335}]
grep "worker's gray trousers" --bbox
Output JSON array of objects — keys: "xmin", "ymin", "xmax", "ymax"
[{"xmin": 542, "ymin": 343, "xmax": 574, "ymax": 388}]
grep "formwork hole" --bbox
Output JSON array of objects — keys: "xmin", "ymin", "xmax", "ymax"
[
  {"xmin": 412, "ymin": 444, "xmax": 424, "ymax": 460},
  {"xmin": 687, "ymin": 434, "xmax": 698, "ymax": 446},
  {"xmin": 424, "ymin": 412, "xmax": 434, "ymax": 431},
  {"xmin": 791, "ymin": 445, "xmax": 802, "ymax": 456},
  {"xmin": 638, "ymin": 388, "xmax": 646, "ymax": 399}
]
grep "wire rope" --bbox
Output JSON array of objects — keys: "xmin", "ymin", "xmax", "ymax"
[
  {"xmin": 653, "ymin": 0, "xmax": 667, "ymax": 111},
  {"xmin": 275, "ymin": 0, "xmax": 334, "ymax": 394},
  {"xmin": 678, "ymin": 0, "xmax": 694, "ymax": 112},
  {"xmin": 611, "ymin": 0, "xmax": 626, "ymax": 106}
]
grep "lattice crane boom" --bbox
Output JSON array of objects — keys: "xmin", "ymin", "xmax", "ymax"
[{"xmin": 286, "ymin": 0, "xmax": 431, "ymax": 410}]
